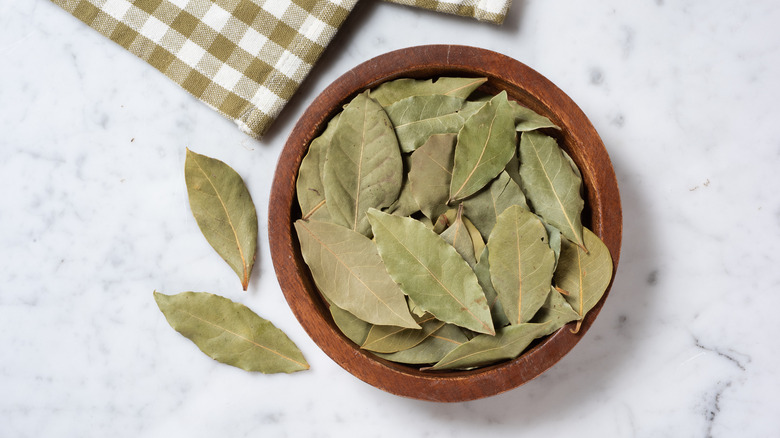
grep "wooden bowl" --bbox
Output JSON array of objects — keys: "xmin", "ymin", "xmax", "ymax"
[{"xmin": 269, "ymin": 45, "xmax": 622, "ymax": 402}]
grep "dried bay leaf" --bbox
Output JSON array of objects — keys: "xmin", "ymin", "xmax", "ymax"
[
  {"xmin": 553, "ymin": 228, "xmax": 614, "ymax": 331},
  {"xmin": 518, "ymin": 131, "xmax": 585, "ymax": 249},
  {"xmin": 185, "ymin": 149, "xmax": 257, "ymax": 291},
  {"xmin": 385, "ymin": 95, "xmax": 467, "ymax": 152},
  {"xmin": 531, "ymin": 286, "xmax": 580, "ymax": 331},
  {"xmin": 385, "ymin": 154, "xmax": 420, "ymax": 217},
  {"xmin": 153, "ymin": 291, "xmax": 308, "ymax": 373},
  {"xmin": 461, "ymin": 171, "xmax": 528, "ymax": 240},
  {"xmin": 367, "ymin": 209, "xmax": 495, "ymax": 335},
  {"xmin": 374, "ymin": 323, "xmax": 468, "ymax": 364},
  {"xmin": 542, "ymin": 220, "xmax": 563, "ymax": 269},
  {"xmin": 329, "ymin": 302, "xmax": 372, "ymax": 345},
  {"xmin": 449, "ymin": 91, "xmax": 517, "ymax": 201},
  {"xmin": 439, "ymin": 205, "xmax": 477, "ymax": 268},
  {"xmin": 361, "ymin": 314, "xmax": 444, "ymax": 353},
  {"xmin": 488, "ymin": 205, "xmax": 555, "ymax": 325},
  {"xmin": 323, "ymin": 91, "xmax": 402, "ymax": 236},
  {"xmin": 294, "ymin": 220, "xmax": 419, "ymax": 329},
  {"xmin": 429, "ymin": 322, "xmax": 552, "ymax": 370},
  {"xmin": 462, "ymin": 215, "xmax": 485, "ymax": 261},
  {"xmin": 297, "ymin": 113, "xmax": 340, "ymax": 221},
  {"xmin": 508, "ymin": 100, "xmax": 560, "ymax": 132},
  {"xmin": 409, "ymin": 133, "xmax": 456, "ymax": 220},
  {"xmin": 369, "ymin": 76, "xmax": 487, "ymax": 107},
  {"xmin": 475, "ymin": 247, "xmax": 510, "ymax": 328}
]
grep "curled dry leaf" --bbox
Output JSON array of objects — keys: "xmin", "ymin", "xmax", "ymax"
[
  {"xmin": 553, "ymin": 227, "xmax": 614, "ymax": 331},
  {"xmin": 294, "ymin": 219, "xmax": 419, "ymax": 329},
  {"xmin": 369, "ymin": 76, "xmax": 487, "ymax": 107},
  {"xmin": 518, "ymin": 130, "xmax": 585, "ymax": 249},
  {"xmin": 487, "ymin": 205, "xmax": 555, "ymax": 325},
  {"xmin": 367, "ymin": 209, "xmax": 495, "ymax": 335},
  {"xmin": 449, "ymin": 91, "xmax": 517, "ymax": 202},
  {"xmin": 323, "ymin": 91, "xmax": 402, "ymax": 236},
  {"xmin": 385, "ymin": 95, "xmax": 466, "ymax": 152},
  {"xmin": 185, "ymin": 149, "xmax": 257, "ymax": 291},
  {"xmin": 409, "ymin": 134, "xmax": 456, "ymax": 220}
]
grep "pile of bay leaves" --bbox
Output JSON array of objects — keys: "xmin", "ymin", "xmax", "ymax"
[{"xmin": 295, "ymin": 77, "xmax": 613, "ymax": 371}]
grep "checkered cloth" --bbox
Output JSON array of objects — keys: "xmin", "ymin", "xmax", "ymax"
[
  {"xmin": 383, "ymin": 0, "xmax": 510, "ymax": 24},
  {"xmin": 53, "ymin": 0, "xmax": 511, "ymax": 139}
]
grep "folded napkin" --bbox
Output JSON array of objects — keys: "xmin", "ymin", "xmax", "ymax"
[{"xmin": 53, "ymin": 0, "xmax": 511, "ymax": 138}]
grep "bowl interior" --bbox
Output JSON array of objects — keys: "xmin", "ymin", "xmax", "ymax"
[{"xmin": 269, "ymin": 45, "xmax": 622, "ymax": 402}]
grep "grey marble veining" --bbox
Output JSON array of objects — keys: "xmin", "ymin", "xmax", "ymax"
[{"xmin": 2, "ymin": 0, "xmax": 779, "ymax": 436}]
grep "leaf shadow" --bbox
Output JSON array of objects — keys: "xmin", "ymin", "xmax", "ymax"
[{"xmin": 406, "ymin": 136, "xmax": 660, "ymax": 423}]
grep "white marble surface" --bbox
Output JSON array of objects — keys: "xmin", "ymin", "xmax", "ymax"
[{"xmin": 2, "ymin": 0, "xmax": 779, "ymax": 436}]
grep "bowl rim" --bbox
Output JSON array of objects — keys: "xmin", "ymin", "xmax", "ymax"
[{"xmin": 269, "ymin": 44, "xmax": 622, "ymax": 402}]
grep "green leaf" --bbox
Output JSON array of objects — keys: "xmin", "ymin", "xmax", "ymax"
[
  {"xmin": 439, "ymin": 205, "xmax": 477, "ymax": 268},
  {"xmin": 385, "ymin": 95, "xmax": 467, "ymax": 152},
  {"xmin": 297, "ymin": 113, "xmax": 340, "ymax": 221},
  {"xmin": 553, "ymin": 228, "xmax": 614, "ymax": 329},
  {"xmin": 369, "ymin": 76, "xmax": 487, "ymax": 107},
  {"xmin": 508, "ymin": 100, "xmax": 560, "ymax": 132},
  {"xmin": 361, "ymin": 314, "xmax": 444, "ymax": 353},
  {"xmin": 518, "ymin": 131, "xmax": 585, "ymax": 248},
  {"xmin": 367, "ymin": 209, "xmax": 495, "ymax": 335},
  {"xmin": 323, "ymin": 91, "xmax": 403, "ymax": 236},
  {"xmin": 449, "ymin": 91, "xmax": 517, "ymax": 201},
  {"xmin": 429, "ymin": 322, "xmax": 552, "ymax": 370},
  {"xmin": 488, "ymin": 205, "xmax": 555, "ymax": 325},
  {"xmin": 461, "ymin": 171, "xmax": 529, "ymax": 240},
  {"xmin": 374, "ymin": 323, "xmax": 469, "ymax": 364},
  {"xmin": 409, "ymin": 133, "xmax": 456, "ymax": 220},
  {"xmin": 294, "ymin": 220, "xmax": 419, "ymax": 329},
  {"xmin": 185, "ymin": 149, "xmax": 258, "ymax": 291},
  {"xmin": 153, "ymin": 291, "xmax": 309, "ymax": 373}
]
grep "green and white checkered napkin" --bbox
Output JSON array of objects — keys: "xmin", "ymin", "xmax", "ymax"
[{"xmin": 53, "ymin": 0, "xmax": 511, "ymax": 138}]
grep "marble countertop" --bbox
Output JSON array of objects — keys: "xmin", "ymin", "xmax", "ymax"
[{"xmin": 2, "ymin": 0, "xmax": 779, "ymax": 436}]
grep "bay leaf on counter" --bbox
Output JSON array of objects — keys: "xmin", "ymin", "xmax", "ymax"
[
  {"xmin": 488, "ymin": 205, "xmax": 555, "ymax": 325},
  {"xmin": 297, "ymin": 113, "xmax": 340, "ymax": 221},
  {"xmin": 185, "ymin": 149, "xmax": 257, "ymax": 291},
  {"xmin": 409, "ymin": 133, "xmax": 456, "ymax": 220},
  {"xmin": 518, "ymin": 130, "xmax": 585, "ymax": 249},
  {"xmin": 385, "ymin": 95, "xmax": 467, "ymax": 152},
  {"xmin": 323, "ymin": 91, "xmax": 402, "ymax": 236},
  {"xmin": 374, "ymin": 323, "xmax": 469, "ymax": 364},
  {"xmin": 294, "ymin": 219, "xmax": 419, "ymax": 329},
  {"xmin": 461, "ymin": 170, "xmax": 528, "ymax": 240},
  {"xmin": 369, "ymin": 76, "xmax": 487, "ymax": 107},
  {"xmin": 367, "ymin": 209, "xmax": 495, "ymax": 335},
  {"xmin": 439, "ymin": 205, "xmax": 477, "ymax": 268},
  {"xmin": 428, "ymin": 322, "xmax": 552, "ymax": 370},
  {"xmin": 449, "ymin": 91, "xmax": 517, "ymax": 201},
  {"xmin": 153, "ymin": 291, "xmax": 309, "ymax": 373},
  {"xmin": 361, "ymin": 314, "xmax": 444, "ymax": 353},
  {"xmin": 553, "ymin": 227, "xmax": 614, "ymax": 331}
]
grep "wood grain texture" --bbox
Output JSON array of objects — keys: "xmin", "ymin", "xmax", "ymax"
[{"xmin": 269, "ymin": 45, "xmax": 622, "ymax": 402}]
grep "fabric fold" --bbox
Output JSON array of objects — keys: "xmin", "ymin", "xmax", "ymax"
[{"xmin": 52, "ymin": 0, "xmax": 512, "ymax": 138}]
